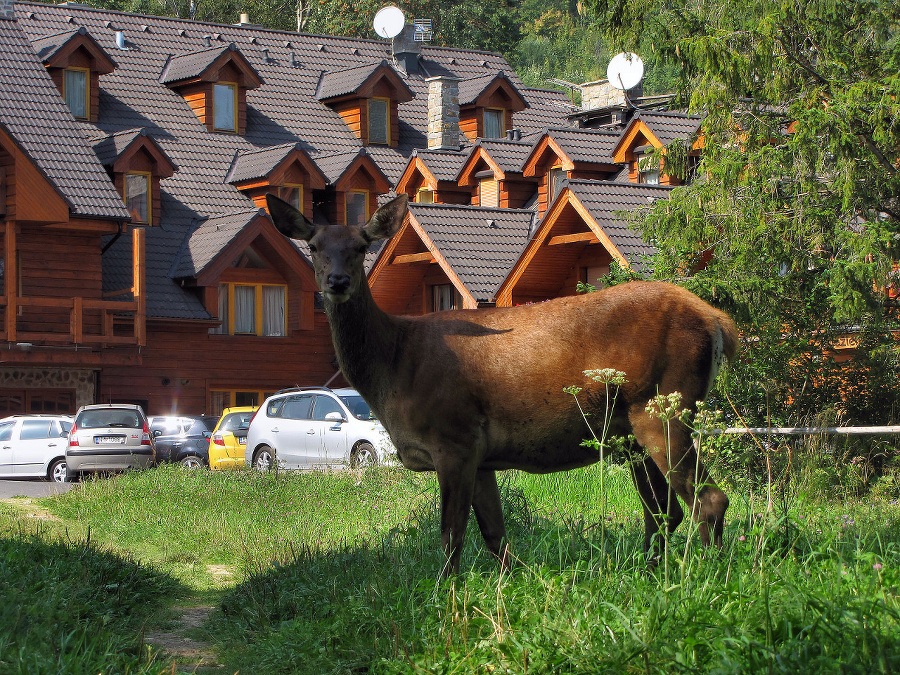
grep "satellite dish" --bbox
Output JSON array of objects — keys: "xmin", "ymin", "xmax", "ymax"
[
  {"xmin": 606, "ymin": 52, "xmax": 644, "ymax": 90},
  {"xmin": 373, "ymin": 6, "xmax": 405, "ymax": 39}
]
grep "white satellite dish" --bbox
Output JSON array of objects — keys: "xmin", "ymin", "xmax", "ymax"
[
  {"xmin": 606, "ymin": 52, "xmax": 644, "ymax": 90},
  {"xmin": 373, "ymin": 6, "xmax": 405, "ymax": 39}
]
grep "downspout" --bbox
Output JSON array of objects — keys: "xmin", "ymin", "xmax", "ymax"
[{"xmin": 102, "ymin": 221, "xmax": 127, "ymax": 254}]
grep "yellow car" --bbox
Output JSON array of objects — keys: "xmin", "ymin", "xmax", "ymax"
[{"xmin": 208, "ymin": 406, "xmax": 257, "ymax": 470}]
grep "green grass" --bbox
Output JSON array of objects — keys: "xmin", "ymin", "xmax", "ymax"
[{"xmin": 2, "ymin": 462, "xmax": 900, "ymax": 673}]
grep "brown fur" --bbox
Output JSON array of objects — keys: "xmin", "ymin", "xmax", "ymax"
[{"xmin": 267, "ymin": 193, "xmax": 737, "ymax": 574}]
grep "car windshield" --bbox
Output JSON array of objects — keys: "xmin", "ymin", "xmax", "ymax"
[
  {"xmin": 338, "ymin": 395, "xmax": 377, "ymax": 421},
  {"xmin": 77, "ymin": 410, "xmax": 142, "ymax": 429}
]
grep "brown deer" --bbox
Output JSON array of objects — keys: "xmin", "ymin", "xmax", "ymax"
[{"xmin": 266, "ymin": 193, "xmax": 737, "ymax": 574}]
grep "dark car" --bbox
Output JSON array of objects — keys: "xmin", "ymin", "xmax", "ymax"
[{"xmin": 148, "ymin": 415, "xmax": 218, "ymax": 468}]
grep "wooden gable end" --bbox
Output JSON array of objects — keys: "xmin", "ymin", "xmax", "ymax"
[
  {"xmin": 0, "ymin": 126, "xmax": 68, "ymax": 224},
  {"xmin": 496, "ymin": 192, "xmax": 627, "ymax": 307}
]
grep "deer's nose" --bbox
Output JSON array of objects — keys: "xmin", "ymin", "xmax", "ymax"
[{"xmin": 327, "ymin": 273, "xmax": 351, "ymax": 293}]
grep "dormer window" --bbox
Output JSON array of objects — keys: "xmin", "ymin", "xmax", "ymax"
[
  {"xmin": 63, "ymin": 67, "xmax": 89, "ymax": 119},
  {"xmin": 638, "ymin": 154, "xmax": 660, "ymax": 184},
  {"xmin": 226, "ymin": 143, "xmax": 326, "ymax": 217},
  {"xmin": 346, "ymin": 191, "xmax": 369, "ymax": 227},
  {"xmin": 33, "ymin": 27, "xmax": 117, "ymax": 124},
  {"xmin": 160, "ymin": 44, "xmax": 262, "ymax": 136},
  {"xmin": 315, "ymin": 60, "xmax": 414, "ymax": 148},
  {"xmin": 213, "ymin": 82, "xmax": 238, "ymax": 132},
  {"xmin": 480, "ymin": 178, "xmax": 498, "ymax": 207},
  {"xmin": 416, "ymin": 187, "xmax": 435, "ymax": 203},
  {"xmin": 368, "ymin": 98, "xmax": 390, "ymax": 145},
  {"xmin": 484, "ymin": 108, "xmax": 504, "ymax": 139},
  {"xmin": 124, "ymin": 172, "xmax": 151, "ymax": 223}
]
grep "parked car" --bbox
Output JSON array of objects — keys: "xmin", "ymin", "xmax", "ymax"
[
  {"xmin": 208, "ymin": 406, "xmax": 257, "ymax": 470},
  {"xmin": 245, "ymin": 388, "xmax": 393, "ymax": 470},
  {"xmin": 0, "ymin": 414, "xmax": 73, "ymax": 482},
  {"xmin": 149, "ymin": 415, "xmax": 218, "ymax": 468},
  {"xmin": 66, "ymin": 404, "xmax": 155, "ymax": 481}
]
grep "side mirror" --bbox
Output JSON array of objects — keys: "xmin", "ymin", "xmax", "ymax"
[
  {"xmin": 153, "ymin": 429, "xmax": 163, "ymax": 437},
  {"xmin": 324, "ymin": 411, "xmax": 346, "ymax": 423}
]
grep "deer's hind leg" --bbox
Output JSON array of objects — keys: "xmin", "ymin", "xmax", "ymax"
[
  {"xmin": 471, "ymin": 469, "xmax": 510, "ymax": 571},
  {"xmin": 628, "ymin": 403, "xmax": 728, "ymax": 547},
  {"xmin": 630, "ymin": 453, "xmax": 684, "ymax": 557}
]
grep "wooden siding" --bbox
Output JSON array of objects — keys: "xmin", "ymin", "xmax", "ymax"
[
  {"xmin": 99, "ymin": 310, "xmax": 338, "ymax": 415},
  {"xmin": 500, "ymin": 179, "xmax": 535, "ymax": 209},
  {"xmin": 333, "ymin": 99, "xmax": 362, "ymax": 141},
  {"xmin": 460, "ymin": 108, "xmax": 478, "ymax": 143},
  {"xmin": 0, "ymin": 127, "xmax": 68, "ymax": 224}
]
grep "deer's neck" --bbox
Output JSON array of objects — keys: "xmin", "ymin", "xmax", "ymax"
[{"xmin": 324, "ymin": 283, "xmax": 401, "ymax": 405}]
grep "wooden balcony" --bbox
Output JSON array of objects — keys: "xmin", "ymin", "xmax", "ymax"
[{"xmin": 0, "ymin": 296, "xmax": 145, "ymax": 347}]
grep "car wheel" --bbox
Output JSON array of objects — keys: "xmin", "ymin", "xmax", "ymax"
[
  {"xmin": 48, "ymin": 458, "xmax": 67, "ymax": 483},
  {"xmin": 349, "ymin": 442, "xmax": 378, "ymax": 469},
  {"xmin": 254, "ymin": 446, "xmax": 275, "ymax": 471},
  {"xmin": 180, "ymin": 455, "xmax": 205, "ymax": 469}
]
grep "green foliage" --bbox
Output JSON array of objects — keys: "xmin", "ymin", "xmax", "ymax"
[{"xmin": 588, "ymin": 0, "xmax": 900, "ymax": 426}]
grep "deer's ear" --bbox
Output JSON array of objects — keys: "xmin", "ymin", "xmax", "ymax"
[
  {"xmin": 266, "ymin": 194, "xmax": 316, "ymax": 241},
  {"xmin": 362, "ymin": 194, "xmax": 408, "ymax": 242}
]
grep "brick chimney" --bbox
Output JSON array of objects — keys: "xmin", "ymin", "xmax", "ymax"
[
  {"xmin": 0, "ymin": 0, "xmax": 16, "ymax": 20},
  {"xmin": 426, "ymin": 76, "xmax": 461, "ymax": 150}
]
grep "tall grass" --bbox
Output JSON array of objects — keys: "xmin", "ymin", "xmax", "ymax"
[{"xmin": 2, "ymin": 451, "xmax": 899, "ymax": 674}]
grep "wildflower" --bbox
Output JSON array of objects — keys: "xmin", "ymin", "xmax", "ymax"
[
  {"xmin": 738, "ymin": 535, "xmax": 746, "ymax": 541},
  {"xmin": 874, "ymin": 563, "xmax": 883, "ymax": 571}
]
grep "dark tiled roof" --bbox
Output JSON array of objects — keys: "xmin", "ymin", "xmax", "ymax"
[
  {"xmin": 544, "ymin": 127, "xmax": 620, "ymax": 165},
  {"xmin": 0, "ymin": 20, "xmax": 130, "ymax": 220},
  {"xmin": 160, "ymin": 43, "xmax": 233, "ymax": 83},
  {"xmin": 13, "ymin": 1, "xmax": 571, "ymax": 319},
  {"xmin": 637, "ymin": 111, "xmax": 703, "ymax": 146},
  {"xmin": 470, "ymin": 138, "xmax": 531, "ymax": 175},
  {"xmin": 225, "ymin": 142, "xmax": 300, "ymax": 183},
  {"xmin": 457, "ymin": 71, "xmax": 525, "ymax": 108},
  {"xmin": 565, "ymin": 180, "xmax": 667, "ymax": 264},
  {"xmin": 169, "ymin": 208, "xmax": 263, "ymax": 278},
  {"xmin": 409, "ymin": 203, "xmax": 534, "ymax": 302},
  {"xmin": 412, "ymin": 148, "xmax": 467, "ymax": 182},
  {"xmin": 91, "ymin": 127, "xmax": 174, "ymax": 168}
]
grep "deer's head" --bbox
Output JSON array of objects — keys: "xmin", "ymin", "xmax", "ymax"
[{"xmin": 267, "ymin": 194, "xmax": 408, "ymax": 304}]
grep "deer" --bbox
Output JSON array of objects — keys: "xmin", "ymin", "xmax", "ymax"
[{"xmin": 266, "ymin": 192, "xmax": 738, "ymax": 575}]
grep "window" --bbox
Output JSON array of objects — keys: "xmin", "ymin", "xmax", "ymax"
[
  {"xmin": 432, "ymin": 284, "xmax": 461, "ymax": 311},
  {"xmin": 125, "ymin": 172, "xmax": 150, "ymax": 223},
  {"xmin": 209, "ymin": 389, "xmax": 274, "ymax": 416},
  {"xmin": 549, "ymin": 167, "xmax": 566, "ymax": 201},
  {"xmin": 416, "ymin": 188, "xmax": 434, "ymax": 204},
  {"xmin": 368, "ymin": 98, "xmax": 389, "ymax": 144},
  {"xmin": 0, "ymin": 422, "xmax": 12, "ymax": 443},
  {"xmin": 311, "ymin": 395, "xmax": 343, "ymax": 420},
  {"xmin": 484, "ymin": 108, "xmax": 504, "ymax": 138},
  {"xmin": 638, "ymin": 154, "xmax": 660, "ymax": 184},
  {"xmin": 346, "ymin": 191, "xmax": 368, "ymax": 227},
  {"xmin": 480, "ymin": 178, "xmax": 498, "ymax": 208},
  {"xmin": 63, "ymin": 68, "xmax": 89, "ymax": 119},
  {"xmin": 280, "ymin": 184, "xmax": 303, "ymax": 211},
  {"xmin": 279, "ymin": 394, "xmax": 313, "ymax": 420},
  {"xmin": 214, "ymin": 282, "xmax": 287, "ymax": 336},
  {"xmin": 213, "ymin": 82, "xmax": 237, "ymax": 132},
  {"xmin": 20, "ymin": 420, "xmax": 52, "ymax": 440}
]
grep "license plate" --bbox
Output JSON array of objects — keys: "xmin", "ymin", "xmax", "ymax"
[
  {"xmin": 238, "ymin": 437, "xmax": 246, "ymax": 445},
  {"xmin": 95, "ymin": 435, "xmax": 125, "ymax": 444}
]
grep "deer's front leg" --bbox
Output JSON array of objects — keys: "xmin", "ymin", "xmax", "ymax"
[
  {"xmin": 472, "ymin": 469, "xmax": 510, "ymax": 572},
  {"xmin": 434, "ymin": 455, "xmax": 478, "ymax": 577}
]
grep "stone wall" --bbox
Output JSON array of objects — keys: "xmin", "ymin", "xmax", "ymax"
[
  {"xmin": 426, "ymin": 76, "xmax": 461, "ymax": 150},
  {"xmin": 0, "ymin": 367, "xmax": 96, "ymax": 409}
]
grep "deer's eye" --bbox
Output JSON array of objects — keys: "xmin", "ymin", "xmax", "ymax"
[{"xmin": 309, "ymin": 244, "xmax": 317, "ymax": 253}]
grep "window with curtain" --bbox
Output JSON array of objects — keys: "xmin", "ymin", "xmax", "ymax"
[
  {"xmin": 484, "ymin": 109, "xmax": 504, "ymax": 138},
  {"xmin": 213, "ymin": 82, "xmax": 237, "ymax": 132},
  {"xmin": 280, "ymin": 185, "xmax": 302, "ymax": 211},
  {"xmin": 432, "ymin": 284, "xmax": 460, "ymax": 311},
  {"xmin": 211, "ymin": 282, "xmax": 287, "ymax": 336},
  {"xmin": 368, "ymin": 98, "xmax": 389, "ymax": 144},
  {"xmin": 480, "ymin": 178, "xmax": 498, "ymax": 207},
  {"xmin": 549, "ymin": 166, "xmax": 566, "ymax": 201},
  {"xmin": 262, "ymin": 285, "xmax": 286, "ymax": 336},
  {"xmin": 125, "ymin": 172, "xmax": 150, "ymax": 223},
  {"xmin": 416, "ymin": 188, "xmax": 434, "ymax": 203},
  {"xmin": 346, "ymin": 191, "xmax": 368, "ymax": 226},
  {"xmin": 64, "ymin": 68, "xmax": 88, "ymax": 119},
  {"xmin": 233, "ymin": 285, "xmax": 256, "ymax": 334}
]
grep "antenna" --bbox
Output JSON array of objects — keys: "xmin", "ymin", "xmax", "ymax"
[
  {"xmin": 373, "ymin": 6, "xmax": 405, "ymax": 39},
  {"xmin": 606, "ymin": 52, "xmax": 644, "ymax": 90}
]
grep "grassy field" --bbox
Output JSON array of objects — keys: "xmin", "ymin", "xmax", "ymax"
[{"xmin": 1, "ymin": 459, "xmax": 899, "ymax": 674}]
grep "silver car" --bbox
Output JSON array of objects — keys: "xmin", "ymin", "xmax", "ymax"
[
  {"xmin": 245, "ymin": 387, "xmax": 394, "ymax": 470},
  {"xmin": 66, "ymin": 404, "xmax": 155, "ymax": 481},
  {"xmin": 0, "ymin": 415, "xmax": 73, "ymax": 482}
]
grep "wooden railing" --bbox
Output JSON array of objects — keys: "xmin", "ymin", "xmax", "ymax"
[{"xmin": 0, "ymin": 296, "xmax": 145, "ymax": 346}]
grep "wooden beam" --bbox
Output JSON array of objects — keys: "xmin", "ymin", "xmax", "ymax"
[
  {"xmin": 392, "ymin": 251, "xmax": 435, "ymax": 264},
  {"xmin": 547, "ymin": 231, "xmax": 601, "ymax": 246}
]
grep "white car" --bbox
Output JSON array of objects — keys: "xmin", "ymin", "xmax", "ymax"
[
  {"xmin": 245, "ymin": 387, "xmax": 394, "ymax": 470},
  {"xmin": 0, "ymin": 415, "xmax": 74, "ymax": 482}
]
